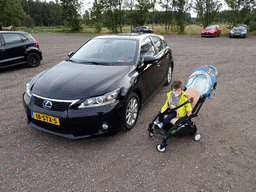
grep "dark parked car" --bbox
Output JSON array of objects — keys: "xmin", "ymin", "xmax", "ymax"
[
  {"xmin": 0, "ymin": 31, "xmax": 42, "ymax": 69},
  {"xmin": 132, "ymin": 26, "xmax": 153, "ymax": 33},
  {"xmin": 23, "ymin": 33, "xmax": 174, "ymax": 139},
  {"xmin": 229, "ymin": 27, "xmax": 248, "ymax": 38},
  {"xmin": 201, "ymin": 25, "xmax": 221, "ymax": 37}
]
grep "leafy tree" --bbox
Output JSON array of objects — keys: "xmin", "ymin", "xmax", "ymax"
[
  {"xmin": 174, "ymin": 0, "xmax": 192, "ymax": 33},
  {"xmin": 100, "ymin": 0, "xmax": 123, "ymax": 33},
  {"xmin": 194, "ymin": 0, "xmax": 222, "ymax": 28},
  {"xmin": 0, "ymin": 0, "xmax": 24, "ymax": 29},
  {"xmin": 159, "ymin": 0, "xmax": 174, "ymax": 31},
  {"xmin": 133, "ymin": 0, "xmax": 153, "ymax": 26},
  {"xmin": 225, "ymin": 0, "xmax": 256, "ymax": 26},
  {"xmin": 21, "ymin": 13, "xmax": 34, "ymax": 28},
  {"xmin": 91, "ymin": 0, "xmax": 104, "ymax": 33},
  {"xmin": 60, "ymin": 0, "xmax": 83, "ymax": 31}
]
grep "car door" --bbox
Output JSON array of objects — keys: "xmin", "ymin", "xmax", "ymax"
[
  {"xmin": 0, "ymin": 34, "xmax": 9, "ymax": 68},
  {"xmin": 1, "ymin": 33, "xmax": 27, "ymax": 67},
  {"xmin": 137, "ymin": 37, "xmax": 158, "ymax": 102},
  {"xmin": 150, "ymin": 36, "xmax": 169, "ymax": 87}
]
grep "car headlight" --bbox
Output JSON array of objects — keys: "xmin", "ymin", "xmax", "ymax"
[
  {"xmin": 78, "ymin": 88, "xmax": 120, "ymax": 108},
  {"xmin": 25, "ymin": 83, "xmax": 32, "ymax": 97},
  {"xmin": 201, "ymin": 31, "xmax": 204, "ymax": 34}
]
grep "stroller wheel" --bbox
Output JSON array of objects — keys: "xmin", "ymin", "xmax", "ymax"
[
  {"xmin": 149, "ymin": 129, "xmax": 155, "ymax": 137},
  {"xmin": 193, "ymin": 133, "xmax": 201, "ymax": 141},
  {"xmin": 156, "ymin": 144, "xmax": 166, "ymax": 152}
]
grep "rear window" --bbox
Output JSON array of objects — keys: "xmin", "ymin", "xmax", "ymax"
[{"xmin": 23, "ymin": 33, "xmax": 35, "ymax": 41}]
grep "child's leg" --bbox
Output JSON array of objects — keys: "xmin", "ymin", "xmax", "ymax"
[
  {"xmin": 158, "ymin": 110, "xmax": 169, "ymax": 122},
  {"xmin": 162, "ymin": 112, "xmax": 177, "ymax": 127}
]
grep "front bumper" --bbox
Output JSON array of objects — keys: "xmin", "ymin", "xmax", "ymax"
[
  {"xmin": 229, "ymin": 33, "xmax": 246, "ymax": 38},
  {"xmin": 201, "ymin": 33, "xmax": 215, "ymax": 37},
  {"xmin": 23, "ymin": 93, "xmax": 124, "ymax": 139}
]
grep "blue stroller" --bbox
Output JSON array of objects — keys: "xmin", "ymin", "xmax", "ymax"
[{"xmin": 148, "ymin": 65, "xmax": 218, "ymax": 152}]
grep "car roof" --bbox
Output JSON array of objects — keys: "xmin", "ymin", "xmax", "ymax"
[
  {"xmin": 94, "ymin": 33, "xmax": 163, "ymax": 41},
  {"xmin": 233, "ymin": 27, "xmax": 246, "ymax": 30},
  {"xmin": 0, "ymin": 31, "xmax": 27, "ymax": 34}
]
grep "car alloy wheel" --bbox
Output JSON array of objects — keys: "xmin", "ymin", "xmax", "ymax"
[
  {"xmin": 27, "ymin": 53, "xmax": 40, "ymax": 67},
  {"xmin": 123, "ymin": 92, "xmax": 139, "ymax": 130},
  {"xmin": 165, "ymin": 65, "xmax": 172, "ymax": 85}
]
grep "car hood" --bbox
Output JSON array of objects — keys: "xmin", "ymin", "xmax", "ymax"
[
  {"xmin": 31, "ymin": 61, "xmax": 130, "ymax": 100},
  {"xmin": 203, "ymin": 29, "xmax": 214, "ymax": 33}
]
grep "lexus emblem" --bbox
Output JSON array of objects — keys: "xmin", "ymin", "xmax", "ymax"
[{"xmin": 43, "ymin": 100, "xmax": 52, "ymax": 109}]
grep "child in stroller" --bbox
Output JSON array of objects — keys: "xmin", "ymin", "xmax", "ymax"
[
  {"xmin": 154, "ymin": 80, "xmax": 192, "ymax": 129},
  {"xmin": 148, "ymin": 65, "xmax": 218, "ymax": 152}
]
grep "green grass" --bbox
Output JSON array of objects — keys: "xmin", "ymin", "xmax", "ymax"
[{"xmin": 17, "ymin": 24, "xmax": 255, "ymax": 37}]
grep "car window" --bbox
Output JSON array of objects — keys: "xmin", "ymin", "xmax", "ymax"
[
  {"xmin": 205, "ymin": 26, "xmax": 215, "ymax": 30},
  {"xmin": 71, "ymin": 38, "xmax": 137, "ymax": 64},
  {"xmin": 2, "ymin": 34, "xmax": 23, "ymax": 44},
  {"xmin": 150, "ymin": 36, "xmax": 164, "ymax": 53},
  {"xmin": 20, "ymin": 34, "xmax": 28, "ymax": 41},
  {"xmin": 161, "ymin": 39, "xmax": 167, "ymax": 49},
  {"xmin": 140, "ymin": 37, "xmax": 155, "ymax": 58}
]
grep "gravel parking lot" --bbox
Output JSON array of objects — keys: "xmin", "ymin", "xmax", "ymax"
[{"xmin": 1, "ymin": 33, "xmax": 256, "ymax": 191}]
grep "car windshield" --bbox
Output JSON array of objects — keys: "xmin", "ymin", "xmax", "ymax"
[
  {"xmin": 205, "ymin": 26, "xmax": 216, "ymax": 30},
  {"xmin": 71, "ymin": 38, "xmax": 138, "ymax": 65},
  {"xmin": 233, "ymin": 28, "xmax": 245, "ymax": 32}
]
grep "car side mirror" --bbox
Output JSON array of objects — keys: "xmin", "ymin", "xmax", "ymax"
[
  {"xmin": 68, "ymin": 51, "xmax": 75, "ymax": 57},
  {"xmin": 137, "ymin": 55, "xmax": 158, "ymax": 72},
  {"xmin": 143, "ymin": 55, "xmax": 158, "ymax": 65}
]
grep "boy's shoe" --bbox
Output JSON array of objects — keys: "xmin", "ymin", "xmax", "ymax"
[
  {"xmin": 154, "ymin": 120, "xmax": 160, "ymax": 125},
  {"xmin": 156, "ymin": 122, "xmax": 164, "ymax": 129}
]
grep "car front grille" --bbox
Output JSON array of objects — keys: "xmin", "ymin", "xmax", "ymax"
[{"xmin": 33, "ymin": 95, "xmax": 75, "ymax": 111}]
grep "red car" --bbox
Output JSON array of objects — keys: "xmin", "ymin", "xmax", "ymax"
[{"xmin": 201, "ymin": 25, "xmax": 221, "ymax": 37}]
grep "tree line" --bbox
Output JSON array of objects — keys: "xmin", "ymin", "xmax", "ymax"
[{"xmin": 0, "ymin": 0, "xmax": 256, "ymax": 32}]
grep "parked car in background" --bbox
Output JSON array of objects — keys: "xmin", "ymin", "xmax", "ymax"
[
  {"xmin": 0, "ymin": 31, "xmax": 42, "ymax": 69},
  {"xmin": 201, "ymin": 25, "xmax": 221, "ymax": 37},
  {"xmin": 23, "ymin": 33, "xmax": 174, "ymax": 139},
  {"xmin": 132, "ymin": 26, "xmax": 153, "ymax": 33},
  {"xmin": 229, "ymin": 27, "xmax": 247, "ymax": 38},
  {"xmin": 234, "ymin": 24, "xmax": 249, "ymax": 32}
]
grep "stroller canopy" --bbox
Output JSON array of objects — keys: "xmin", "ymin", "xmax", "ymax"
[{"xmin": 185, "ymin": 65, "xmax": 218, "ymax": 95}]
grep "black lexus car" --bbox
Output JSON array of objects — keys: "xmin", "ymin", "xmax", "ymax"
[
  {"xmin": 0, "ymin": 31, "xmax": 42, "ymax": 69},
  {"xmin": 23, "ymin": 33, "xmax": 173, "ymax": 139}
]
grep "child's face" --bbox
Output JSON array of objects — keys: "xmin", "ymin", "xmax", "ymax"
[{"xmin": 172, "ymin": 88, "xmax": 182, "ymax": 97}]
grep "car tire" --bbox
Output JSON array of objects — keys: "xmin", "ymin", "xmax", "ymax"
[
  {"xmin": 123, "ymin": 92, "xmax": 140, "ymax": 130},
  {"xmin": 27, "ymin": 52, "xmax": 40, "ymax": 67},
  {"xmin": 164, "ymin": 64, "xmax": 173, "ymax": 86}
]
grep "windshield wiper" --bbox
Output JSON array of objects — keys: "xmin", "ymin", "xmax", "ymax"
[{"xmin": 85, "ymin": 61, "xmax": 105, "ymax": 65}]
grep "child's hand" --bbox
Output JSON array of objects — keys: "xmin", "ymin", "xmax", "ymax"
[
  {"xmin": 164, "ymin": 115, "xmax": 168, "ymax": 118},
  {"xmin": 187, "ymin": 112, "xmax": 192, "ymax": 116}
]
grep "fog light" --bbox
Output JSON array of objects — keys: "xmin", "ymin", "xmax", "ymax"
[{"xmin": 102, "ymin": 123, "xmax": 109, "ymax": 130}]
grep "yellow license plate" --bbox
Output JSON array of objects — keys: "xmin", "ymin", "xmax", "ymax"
[
  {"xmin": 205, "ymin": 35, "xmax": 209, "ymax": 36},
  {"xmin": 31, "ymin": 112, "xmax": 60, "ymax": 126},
  {"xmin": 235, "ymin": 34, "xmax": 240, "ymax": 35}
]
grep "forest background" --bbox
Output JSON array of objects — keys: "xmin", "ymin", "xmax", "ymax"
[{"xmin": 0, "ymin": 0, "xmax": 256, "ymax": 36}]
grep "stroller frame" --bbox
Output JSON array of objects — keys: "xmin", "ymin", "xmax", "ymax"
[{"xmin": 148, "ymin": 81, "xmax": 217, "ymax": 152}]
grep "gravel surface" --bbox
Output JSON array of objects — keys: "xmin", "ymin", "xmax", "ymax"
[{"xmin": 1, "ymin": 33, "xmax": 256, "ymax": 192}]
